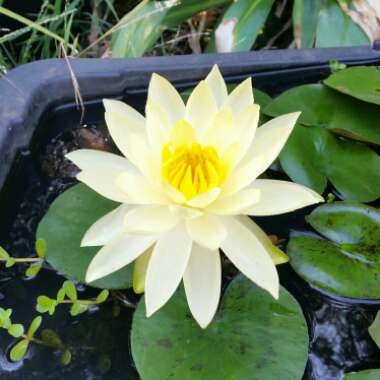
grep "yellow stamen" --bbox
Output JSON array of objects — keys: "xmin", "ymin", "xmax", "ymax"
[{"xmin": 162, "ymin": 141, "xmax": 224, "ymax": 200}]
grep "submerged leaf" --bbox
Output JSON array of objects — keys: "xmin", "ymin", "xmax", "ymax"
[
  {"xmin": 35, "ymin": 238, "xmax": 47, "ymax": 258},
  {"xmin": 25, "ymin": 263, "xmax": 42, "ymax": 278},
  {"xmin": 132, "ymin": 275, "xmax": 308, "ymax": 380},
  {"xmin": 96, "ymin": 290, "xmax": 109, "ymax": 304},
  {"xmin": 27, "ymin": 316, "xmax": 42, "ymax": 338},
  {"xmin": 8, "ymin": 324, "xmax": 24, "ymax": 338},
  {"xmin": 63, "ymin": 281, "xmax": 77, "ymax": 301}
]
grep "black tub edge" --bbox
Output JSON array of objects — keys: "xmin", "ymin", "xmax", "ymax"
[{"xmin": 1, "ymin": 46, "xmax": 380, "ymax": 189}]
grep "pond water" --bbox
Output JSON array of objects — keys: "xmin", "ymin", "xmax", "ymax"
[{"xmin": 0, "ymin": 86, "xmax": 380, "ymax": 380}]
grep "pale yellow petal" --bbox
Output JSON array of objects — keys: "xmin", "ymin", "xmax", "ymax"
[
  {"xmin": 205, "ymin": 64, "xmax": 228, "ymax": 108},
  {"xmin": 186, "ymin": 214, "xmax": 227, "ymax": 250},
  {"xmin": 239, "ymin": 112, "xmax": 301, "ymax": 173},
  {"xmin": 124, "ymin": 205, "xmax": 179, "ymax": 233},
  {"xmin": 133, "ymin": 247, "xmax": 153, "ymax": 294},
  {"xmin": 103, "ymin": 99, "xmax": 145, "ymax": 158},
  {"xmin": 77, "ymin": 169, "xmax": 131, "ymax": 203},
  {"xmin": 116, "ymin": 172, "xmax": 169, "ymax": 205},
  {"xmin": 145, "ymin": 99, "xmax": 170, "ymax": 149},
  {"xmin": 148, "ymin": 73, "xmax": 185, "ymax": 123},
  {"xmin": 183, "ymin": 244, "xmax": 221, "ymax": 328},
  {"xmin": 207, "ymin": 188, "xmax": 260, "ymax": 215},
  {"xmin": 224, "ymin": 78, "xmax": 253, "ymax": 115},
  {"xmin": 221, "ymin": 216, "xmax": 279, "ymax": 299},
  {"xmin": 81, "ymin": 204, "xmax": 131, "ymax": 247},
  {"xmin": 201, "ymin": 108, "xmax": 236, "ymax": 155},
  {"xmin": 66, "ymin": 149, "xmax": 133, "ymax": 172},
  {"xmin": 170, "ymin": 119, "xmax": 197, "ymax": 146},
  {"xmin": 186, "ymin": 188, "xmax": 221, "ymax": 209},
  {"xmin": 86, "ymin": 234, "xmax": 157, "ymax": 283},
  {"xmin": 185, "ymin": 80, "xmax": 218, "ymax": 132},
  {"xmin": 220, "ymin": 156, "xmax": 265, "ymax": 197},
  {"xmin": 145, "ymin": 224, "xmax": 192, "ymax": 316},
  {"xmin": 236, "ymin": 216, "xmax": 289, "ymax": 265},
  {"xmin": 243, "ymin": 179, "xmax": 324, "ymax": 216},
  {"xmin": 169, "ymin": 204, "xmax": 203, "ymax": 220},
  {"xmin": 232, "ymin": 104, "xmax": 260, "ymax": 165},
  {"xmin": 127, "ymin": 133, "xmax": 158, "ymax": 181}
]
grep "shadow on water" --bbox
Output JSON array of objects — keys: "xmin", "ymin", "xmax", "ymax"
[{"xmin": 0, "ymin": 95, "xmax": 380, "ymax": 380}]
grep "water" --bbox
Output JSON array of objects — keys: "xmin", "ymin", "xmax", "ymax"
[{"xmin": 0, "ymin": 106, "xmax": 379, "ymax": 380}]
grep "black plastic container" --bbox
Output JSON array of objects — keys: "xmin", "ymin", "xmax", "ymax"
[{"xmin": 1, "ymin": 47, "xmax": 380, "ymax": 379}]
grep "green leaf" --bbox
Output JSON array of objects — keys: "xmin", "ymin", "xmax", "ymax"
[
  {"xmin": 288, "ymin": 234, "xmax": 380, "ymax": 299},
  {"xmin": 10, "ymin": 339, "xmax": 29, "ymax": 361},
  {"xmin": 25, "ymin": 263, "xmax": 42, "ymax": 278},
  {"xmin": 325, "ymin": 66, "xmax": 380, "ymax": 105},
  {"xmin": 63, "ymin": 281, "xmax": 77, "ymax": 301},
  {"xmin": 56, "ymin": 288, "xmax": 66, "ymax": 303},
  {"xmin": 264, "ymin": 84, "xmax": 380, "ymax": 145},
  {"xmin": 5, "ymin": 257, "xmax": 15, "ymax": 268},
  {"xmin": 131, "ymin": 275, "xmax": 308, "ymax": 380},
  {"xmin": 288, "ymin": 202, "xmax": 380, "ymax": 298},
  {"xmin": 60, "ymin": 349, "xmax": 72, "ymax": 366},
  {"xmin": 369, "ymin": 310, "xmax": 380, "ymax": 349},
  {"xmin": 36, "ymin": 184, "xmax": 133, "ymax": 289},
  {"xmin": 278, "ymin": 124, "xmax": 380, "ymax": 202},
  {"xmin": 206, "ymin": 0, "xmax": 274, "ymax": 52},
  {"xmin": 41, "ymin": 328, "xmax": 63, "ymax": 348},
  {"xmin": 35, "ymin": 238, "xmax": 47, "ymax": 259},
  {"xmin": 292, "ymin": 0, "xmax": 321, "ymax": 48},
  {"xmin": 70, "ymin": 302, "xmax": 89, "ymax": 316},
  {"xmin": 36, "ymin": 296, "xmax": 57, "ymax": 315},
  {"xmin": 112, "ymin": 0, "xmax": 231, "ymax": 57},
  {"xmin": 8, "ymin": 324, "xmax": 24, "ymax": 338},
  {"xmin": 0, "ymin": 308, "xmax": 12, "ymax": 329},
  {"xmin": 307, "ymin": 202, "xmax": 380, "ymax": 247},
  {"xmin": 0, "ymin": 246, "xmax": 10, "ymax": 260},
  {"xmin": 344, "ymin": 370, "xmax": 380, "ymax": 379},
  {"xmin": 315, "ymin": 0, "xmax": 369, "ymax": 47},
  {"xmin": 27, "ymin": 316, "xmax": 42, "ymax": 338},
  {"xmin": 96, "ymin": 289, "xmax": 109, "ymax": 304}
]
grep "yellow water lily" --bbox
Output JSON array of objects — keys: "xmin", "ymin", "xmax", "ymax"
[{"xmin": 66, "ymin": 65, "xmax": 323, "ymax": 328}]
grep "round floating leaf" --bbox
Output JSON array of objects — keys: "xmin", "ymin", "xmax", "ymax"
[
  {"xmin": 287, "ymin": 235, "xmax": 380, "ymax": 299},
  {"xmin": 325, "ymin": 66, "xmax": 380, "ymax": 105},
  {"xmin": 36, "ymin": 184, "xmax": 133, "ymax": 289},
  {"xmin": 369, "ymin": 310, "xmax": 380, "ymax": 349},
  {"xmin": 279, "ymin": 124, "xmax": 380, "ymax": 202},
  {"xmin": 307, "ymin": 202, "xmax": 380, "ymax": 246},
  {"xmin": 264, "ymin": 84, "xmax": 380, "ymax": 145},
  {"xmin": 132, "ymin": 274, "xmax": 308, "ymax": 380},
  {"xmin": 344, "ymin": 370, "xmax": 380, "ymax": 379}
]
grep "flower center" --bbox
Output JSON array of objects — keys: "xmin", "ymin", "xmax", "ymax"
[{"xmin": 162, "ymin": 142, "xmax": 223, "ymax": 199}]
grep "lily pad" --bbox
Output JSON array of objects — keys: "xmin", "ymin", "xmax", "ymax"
[
  {"xmin": 287, "ymin": 202, "xmax": 380, "ymax": 299},
  {"xmin": 279, "ymin": 124, "xmax": 380, "ymax": 202},
  {"xmin": 264, "ymin": 84, "xmax": 380, "ymax": 145},
  {"xmin": 131, "ymin": 274, "xmax": 309, "ymax": 380},
  {"xmin": 325, "ymin": 66, "xmax": 380, "ymax": 105},
  {"xmin": 36, "ymin": 184, "xmax": 133, "ymax": 289},
  {"xmin": 344, "ymin": 370, "xmax": 380, "ymax": 380}
]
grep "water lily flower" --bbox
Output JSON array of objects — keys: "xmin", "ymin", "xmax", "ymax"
[{"xmin": 66, "ymin": 65, "xmax": 323, "ymax": 328}]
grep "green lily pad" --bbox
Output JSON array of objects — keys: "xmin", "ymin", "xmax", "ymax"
[
  {"xmin": 264, "ymin": 84, "xmax": 380, "ymax": 145},
  {"xmin": 325, "ymin": 66, "xmax": 380, "ymax": 105},
  {"xmin": 36, "ymin": 184, "xmax": 133, "ymax": 289},
  {"xmin": 131, "ymin": 274, "xmax": 309, "ymax": 380},
  {"xmin": 279, "ymin": 124, "xmax": 380, "ymax": 202},
  {"xmin": 344, "ymin": 370, "xmax": 380, "ymax": 380},
  {"xmin": 307, "ymin": 202, "xmax": 380, "ymax": 247},
  {"xmin": 287, "ymin": 202, "xmax": 380, "ymax": 299},
  {"xmin": 369, "ymin": 310, "xmax": 380, "ymax": 349}
]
